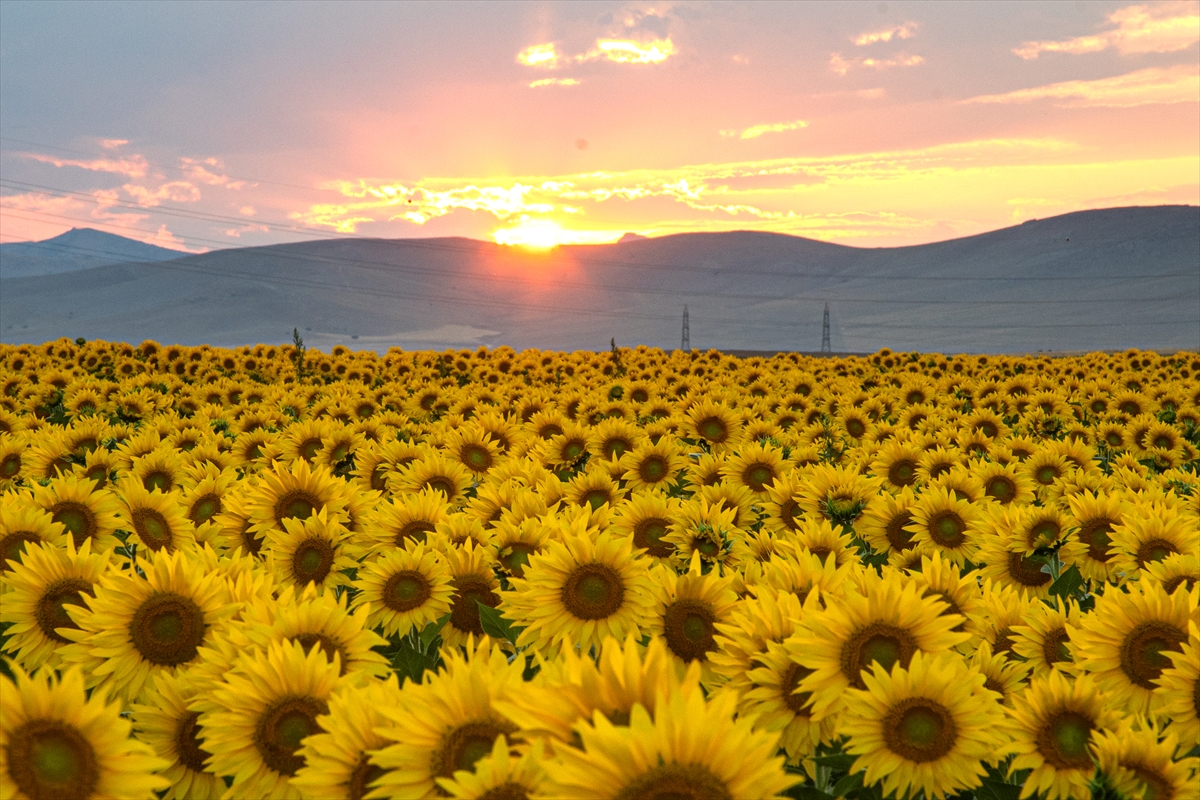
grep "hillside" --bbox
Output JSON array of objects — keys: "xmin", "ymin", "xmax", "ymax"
[
  {"xmin": 1, "ymin": 206, "xmax": 1197, "ymax": 353},
  {"xmin": 0, "ymin": 227, "xmax": 186, "ymax": 279}
]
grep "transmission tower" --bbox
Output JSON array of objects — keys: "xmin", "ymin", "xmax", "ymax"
[
  {"xmin": 821, "ymin": 302, "xmax": 831, "ymax": 353},
  {"xmin": 681, "ymin": 305, "xmax": 690, "ymax": 352}
]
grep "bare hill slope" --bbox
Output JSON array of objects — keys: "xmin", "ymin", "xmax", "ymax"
[{"xmin": 2, "ymin": 206, "xmax": 1196, "ymax": 353}]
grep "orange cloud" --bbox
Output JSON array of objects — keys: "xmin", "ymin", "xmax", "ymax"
[
  {"xmin": 829, "ymin": 52, "xmax": 923, "ymax": 75},
  {"xmin": 1014, "ymin": 1, "xmax": 1199, "ymax": 59},
  {"xmin": 180, "ymin": 156, "xmax": 245, "ymax": 189},
  {"xmin": 854, "ymin": 21, "xmax": 918, "ymax": 46},
  {"xmin": 516, "ymin": 43, "xmax": 563, "ymax": 68},
  {"xmin": 99, "ymin": 138, "xmax": 129, "ymax": 150},
  {"xmin": 720, "ymin": 119, "xmax": 809, "ymax": 140},
  {"xmin": 19, "ymin": 151, "xmax": 149, "ymax": 178},
  {"xmin": 516, "ymin": 37, "xmax": 677, "ymax": 70},
  {"xmin": 963, "ymin": 64, "xmax": 1199, "ymax": 107}
]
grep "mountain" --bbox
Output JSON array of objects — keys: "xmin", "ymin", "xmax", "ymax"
[
  {"xmin": 1, "ymin": 206, "xmax": 1197, "ymax": 354},
  {"xmin": 0, "ymin": 228, "xmax": 186, "ymax": 279}
]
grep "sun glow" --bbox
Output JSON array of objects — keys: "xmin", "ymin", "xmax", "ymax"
[{"xmin": 491, "ymin": 218, "xmax": 623, "ymax": 250}]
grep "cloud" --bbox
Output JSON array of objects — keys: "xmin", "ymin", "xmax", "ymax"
[
  {"xmin": 854, "ymin": 21, "xmax": 918, "ymax": 46},
  {"xmin": 180, "ymin": 156, "xmax": 245, "ymax": 189},
  {"xmin": 1014, "ymin": 1, "xmax": 1199, "ymax": 59},
  {"xmin": 829, "ymin": 52, "xmax": 923, "ymax": 75},
  {"xmin": 123, "ymin": 181, "xmax": 202, "ymax": 208},
  {"xmin": 519, "ymin": 38, "xmax": 677, "ymax": 68},
  {"xmin": 517, "ymin": 43, "xmax": 564, "ymax": 68},
  {"xmin": 239, "ymin": 205, "xmax": 257, "ymax": 216},
  {"xmin": 963, "ymin": 64, "xmax": 1199, "ymax": 107},
  {"xmin": 99, "ymin": 138, "xmax": 129, "ymax": 150},
  {"xmin": 291, "ymin": 137, "xmax": 1081, "ymax": 234},
  {"xmin": 19, "ymin": 151, "xmax": 149, "ymax": 178},
  {"xmin": 224, "ymin": 223, "xmax": 269, "ymax": 237},
  {"xmin": 720, "ymin": 119, "xmax": 809, "ymax": 140},
  {"xmin": 529, "ymin": 78, "xmax": 581, "ymax": 88}
]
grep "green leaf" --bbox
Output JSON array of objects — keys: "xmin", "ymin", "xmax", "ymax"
[
  {"xmin": 812, "ymin": 753, "xmax": 856, "ymax": 772},
  {"xmin": 476, "ymin": 602, "xmax": 524, "ymax": 643},
  {"xmin": 784, "ymin": 787, "xmax": 835, "ymax": 800},
  {"xmin": 976, "ymin": 779, "xmax": 1022, "ymax": 800},
  {"xmin": 1049, "ymin": 565, "xmax": 1084, "ymax": 598},
  {"xmin": 831, "ymin": 771, "xmax": 864, "ymax": 798},
  {"xmin": 420, "ymin": 613, "xmax": 451, "ymax": 651}
]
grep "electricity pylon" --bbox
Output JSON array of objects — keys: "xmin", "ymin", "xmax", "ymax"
[
  {"xmin": 681, "ymin": 305, "xmax": 690, "ymax": 352},
  {"xmin": 821, "ymin": 302, "xmax": 831, "ymax": 353}
]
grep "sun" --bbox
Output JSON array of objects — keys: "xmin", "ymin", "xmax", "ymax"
[{"xmin": 492, "ymin": 218, "xmax": 622, "ymax": 250}]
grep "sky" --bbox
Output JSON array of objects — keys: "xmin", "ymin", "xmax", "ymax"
[{"xmin": 1, "ymin": 0, "xmax": 1197, "ymax": 252}]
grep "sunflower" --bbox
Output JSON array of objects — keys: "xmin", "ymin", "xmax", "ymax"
[
  {"xmin": 711, "ymin": 586, "xmax": 809, "ymax": 693},
  {"xmin": 619, "ymin": 438, "xmax": 685, "ymax": 493},
  {"xmin": 796, "ymin": 463, "xmax": 880, "ymax": 525},
  {"xmin": 116, "ymin": 478, "xmax": 196, "ymax": 554},
  {"xmin": 974, "ymin": 459, "xmax": 1036, "ymax": 507},
  {"xmin": 129, "ymin": 668, "xmax": 223, "ymax": 800},
  {"xmin": 760, "ymin": 546, "xmax": 852, "ymax": 609},
  {"xmin": 1071, "ymin": 581, "xmax": 1193, "ymax": 715},
  {"xmin": 1060, "ymin": 490, "xmax": 1126, "ymax": 583},
  {"xmin": 0, "ymin": 664, "xmax": 168, "ymax": 800},
  {"xmin": 504, "ymin": 530, "xmax": 654, "ymax": 653},
  {"xmin": 57, "ymin": 545, "xmax": 238, "ymax": 705},
  {"xmin": 566, "ymin": 468, "xmax": 621, "ymax": 511},
  {"xmin": 434, "ymin": 735, "xmax": 548, "ymax": 800},
  {"xmin": 538, "ymin": 677, "xmax": 796, "ymax": 800},
  {"xmin": 1153, "ymin": 620, "xmax": 1199, "ymax": 747},
  {"xmin": 264, "ymin": 507, "xmax": 361, "ymax": 593},
  {"xmin": 179, "ymin": 468, "xmax": 237, "ymax": 532},
  {"xmin": 1007, "ymin": 671, "xmax": 1120, "ymax": 800},
  {"xmin": 685, "ymin": 398, "xmax": 744, "ymax": 449},
  {"xmin": 362, "ymin": 488, "xmax": 449, "ymax": 557},
  {"xmin": 695, "ymin": 481, "xmax": 757, "ymax": 531},
  {"xmin": 684, "ymin": 451, "xmax": 726, "ymax": 489},
  {"xmin": 537, "ymin": 421, "xmax": 591, "ymax": 470},
  {"xmin": 200, "ymin": 640, "xmax": 343, "ymax": 800},
  {"xmin": 0, "ymin": 435, "xmax": 26, "ymax": 487},
  {"xmin": 645, "ymin": 554, "xmax": 739, "ymax": 680},
  {"xmin": 390, "ymin": 453, "xmax": 473, "ymax": 506},
  {"xmin": 790, "ymin": 517, "xmax": 856, "ymax": 568},
  {"xmin": 760, "ymin": 469, "xmax": 805, "ymax": 535},
  {"xmin": 31, "ymin": 474, "xmax": 123, "ymax": 551},
  {"xmin": 969, "ymin": 641, "xmax": 1031, "ymax": 707},
  {"xmin": 278, "ymin": 418, "xmax": 335, "ymax": 464},
  {"xmin": 351, "ymin": 541, "xmax": 453, "ymax": 638},
  {"xmin": 438, "ymin": 540, "xmax": 503, "ymax": 648},
  {"xmin": 1110, "ymin": 505, "xmax": 1199, "ymax": 577},
  {"xmin": 905, "ymin": 486, "xmax": 982, "ymax": 566},
  {"xmin": 291, "ymin": 679, "xmax": 402, "ymax": 800},
  {"xmin": 609, "ymin": 491, "xmax": 677, "ymax": 561},
  {"xmin": 0, "ymin": 496, "xmax": 68, "ymax": 579},
  {"xmin": 870, "ymin": 439, "xmax": 924, "ymax": 491},
  {"xmin": 128, "ymin": 448, "xmax": 186, "ymax": 493},
  {"xmin": 1012, "ymin": 597, "xmax": 1081, "ymax": 679},
  {"xmin": 244, "ymin": 458, "xmax": 351, "ymax": 541},
  {"xmin": 0, "ymin": 538, "xmax": 111, "ymax": 672},
  {"xmin": 975, "ymin": 525, "xmax": 1055, "ymax": 600},
  {"xmin": 721, "ymin": 441, "xmax": 786, "ymax": 498},
  {"xmin": 1143, "ymin": 552, "xmax": 1199, "ymax": 597},
  {"xmin": 917, "ymin": 445, "xmax": 961, "ymax": 483},
  {"xmin": 444, "ymin": 427, "xmax": 502, "ymax": 476},
  {"xmin": 839, "ymin": 652, "xmax": 1010, "ymax": 800},
  {"xmin": 662, "ymin": 499, "xmax": 741, "ymax": 571},
  {"xmin": 1090, "ymin": 721, "xmax": 1198, "ymax": 800},
  {"xmin": 908, "ymin": 551, "xmax": 984, "ymax": 638},
  {"xmin": 371, "ymin": 640, "xmax": 524, "ymax": 798},
  {"xmin": 787, "ymin": 569, "xmax": 970, "ymax": 720},
  {"xmin": 586, "ymin": 417, "xmax": 643, "ymax": 462},
  {"xmin": 857, "ymin": 486, "xmax": 920, "ymax": 557}
]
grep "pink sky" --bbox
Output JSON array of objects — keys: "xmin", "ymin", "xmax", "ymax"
[{"xmin": 1, "ymin": 0, "xmax": 1196, "ymax": 251}]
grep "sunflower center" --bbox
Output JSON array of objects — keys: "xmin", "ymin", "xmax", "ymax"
[
  {"xmin": 275, "ymin": 490, "xmax": 319, "ymax": 525},
  {"xmin": 384, "ymin": 570, "xmax": 432, "ymax": 612},
  {"xmin": 846, "ymin": 419, "xmax": 867, "ymax": 438},
  {"xmin": 743, "ymin": 464, "xmax": 774, "ymax": 492},
  {"xmin": 255, "ymin": 695, "xmax": 328, "ymax": 776},
  {"xmin": 0, "ymin": 531, "xmax": 40, "ymax": 572},
  {"xmin": 1035, "ymin": 466, "xmax": 1060, "ymax": 485},
  {"xmin": 562, "ymin": 563, "xmax": 625, "ymax": 620},
  {"xmin": 131, "ymin": 508, "xmax": 173, "ymax": 551},
  {"xmin": 1, "ymin": 452, "xmax": 20, "ymax": 477},
  {"xmin": 143, "ymin": 471, "xmax": 173, "ymax": 492},
  {"xmin": 885, "ymin": 512, "xmax": 916, "ymax": 551},
  {"xmin": 888, "ymin": 461, "xmax": 917, "ymax": 487},
  {"xmin": 639, "ymin": 456, "xmax": 668, "ymax": 483},
  {"xmin": 662, "ymin": 599, "xmax": 717, "ymax": 662},
  {"xmin": 188, "ymin": 494, "xmax": 222, "ymax": 525},
  {"xmin": 425, "ymin": 477, "xmax": 456, "ymax": 497},
  {"xmin": 129, "ymin": 592, "xmax": 206, "ymax": 666},
  {"xmin": 1039, "ymin": 711, "xmax": 1093, "ymax": 769},
  {"xmin": 1119, "ymin": 622, "xmax": 1187, "ymax": 689},
  {"xmin": 614, "ymin": 762, "xmax": 734, "ymax": 800},
  {"xmin": 7, "ymin": 719, "xmax": 100, "ymax": 800},
  {"xmin": 298, "ymin": 438, "xmax": 322, "ymax": 462},
  {"xmin": 1077, "ymin": 518, "xmax": 1114, "ymax": 562},
  {"xmin": 50, "ymin": 502, "xmax": 96, "ymax": 546},
  {"xmin": 883, "ymin": 698, "xmax": 957, "ymax": 763},
  {"xmin": 842, "ymin": 623, "xmax": 917, "ymax": 688},
  {"xmin": 1042, "ymin": 627, "xmax": 1072, "ymax": 666},
  {"xmin": 633, "ymin": 517, "xmax": 674, "ymax": 558},
  {"xmin": 984, "ymin": 476, "xmax": 1014, "ymax": 503},
  {"xmin": 1029, "ymin": 520, "xmax": 1061, "ymax": 548},
  {"xmin": 1007, "ymin": 551, "xmax": 1051, "ymax": 587},
  {"xmin": 450, "ymin": 575, "xmax": 499, "ymax": 635},
  {"xmin": 582, "ymin": 489, "xmax": 611, "ymax": 510},
  {"xmin": 347, "ymin": 755, "xmax": 386, "ymax": 800},
  {"xmin": 604, "ymin": 438, "xmax": 632, "ymax": 459},
  {"xmin": 462, "ymin": 444, "xmax": 493, "ymax": 472},
  {"xmin": 1136, "ymin": 538, "xmax": 1177, "ymax": 568},
  {"xmin": 696, "ymin": 417, "xmax": 729, "ymax": 444},
  {"xmin": 435, "ymin": 721, "xmax": 514, "ymax": 777},
  {"xmin": 293, "ymin": 632, "xmax": 347, "ymax": 674},
  {"xmin": 1129, "ymin": 763, "xmax": 1174, "ymax": 800},
  {"xmin": 292, "ymin": 536, "xmax": 334, "ymax": 585},
  {"xmin": 396, "ymin": 520, "xmax": 435, "ymax": 546},
  {"xmin": 928, "ymin": 511, "xmax": 966, "ymax": 548},
  {"xmin": 35, "ymin": 578, "xmax": 93, "ymax": 643},
  {"xmin": 175, "ymin": 711, "xmax": 212, "ymax": 773},
  {"xmin": 782, "ymin": 663, "xmax": 815, "ymax": 715},
  {"xmin": 499, "ymin": 543, "xmax": 538, "ymax": 576}
]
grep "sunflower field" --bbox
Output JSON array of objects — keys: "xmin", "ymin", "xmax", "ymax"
[{"xmin": 0, "ymin": 337, "xmax": 1197, "ymax": 800}]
